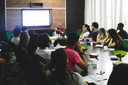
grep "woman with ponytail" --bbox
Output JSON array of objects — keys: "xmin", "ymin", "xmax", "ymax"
[{"xmin": 80, "ymin": 24, "xmax": 91, "ymax": 40}]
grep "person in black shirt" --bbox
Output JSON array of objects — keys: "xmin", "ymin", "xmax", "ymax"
[{"xmin": 116, "ymin": 23, "xmax": 128, "ymax": 39}]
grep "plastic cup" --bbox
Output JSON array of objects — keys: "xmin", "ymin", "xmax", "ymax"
[
  {"xmin": 104, "ymin": 46, "xmax": 108, "ymax": 51},
  {"xmin": 90, "ymin": 42, "xmax": 93, "ymax": 46}
]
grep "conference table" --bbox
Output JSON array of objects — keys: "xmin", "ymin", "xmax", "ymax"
[{"xmin": 76, "ymin": 44, "xmax": 128, "ymax": 85}]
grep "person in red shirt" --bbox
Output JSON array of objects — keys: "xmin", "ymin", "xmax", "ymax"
[
  {"xmin": 65, "ymin": 32, "xmax": 88, "ymax": 72},
  {"xmin": 54, "ymin": 22, "xmax": 65, "ymax": 37}
]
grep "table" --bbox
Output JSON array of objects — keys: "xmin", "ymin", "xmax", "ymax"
[{"xmin": 80, "ymin": 45, "xmax": 128, "ymax": 85}]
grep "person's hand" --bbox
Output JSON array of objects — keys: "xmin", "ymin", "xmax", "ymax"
[
  {"xmin": 75, "ymin": 44, "xmax": 83, "ymax": 53},
  {"xmin": 89, "ymin": 38, "xmax": 93, "ymax": 42}
]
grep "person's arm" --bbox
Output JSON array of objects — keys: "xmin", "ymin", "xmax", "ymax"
[
  {"xmin": 101, "ymin": 37, "xmax": 110, "ymax": 46},
  {"xmin": 80, "ymin": 35, "xmax": 84, "ymax": 39},
  {"xmin": 42, "ymin": 59, "xmax": 52, "ymax": 75},
  {"xmin": 75, "ymin": 45, "xmax": 88, "ymax": 70},
  {"xmin": 108, "ymin": 38, "xmax": 116, "ymax": 48},
  {"xmin": 59, "ymin": 28, "xmax": 65, "ymax": 35},
  {"xmin": 96, "ymin": 34, "xmax": 106, "ymax": 44}
]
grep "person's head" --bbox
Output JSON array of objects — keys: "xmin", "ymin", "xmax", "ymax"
[
  {"xmin": 19, "ymin": 32, "xmax": 29, "ymax": 48},
  {"xmin": 38, "ymin": 33, "xmax": 50, "ymax": 49},
  {"xmin": 51, "ymin": 48, "xmax": 68, "ymax": 71},
  {"xmin": 108, "ymin": 63, "xmax": 128, "ymax": 85},
  {"xmin": 99, "ymin": 28, "xmax": 107, "ymax": 39},
  {"xmin": 51, "ymin": 48, "xmax": 68, "ymax": 84},
  {"xmin": 82, "ymin": 24, "xmax": 91, "ymax": 33},
  {"xmin": 27, "ymin": 33, "xmax": 39, "ymax": 54},
  {"xmin": 13, "ymin": 27, "xmax": 21, "ymax": 37},
  {"xmin": 92, "ymin": 22, "xmax": 99, "ymax": 31},
  {"xmin": 67, "ymin": 32, "xmax": 79, "ymax": 48},
  {"xmin": 21, "ymin": 26, "xmax": 29, "ymax": 32},
  {"xmin": 57, "ymin": 22, "xmax": 63, "ymax": 29},
  {"xmin": 108, "ymin": 28, "xmax": 120, "ymax": 40},
  {"xmin": 117, "ymin": 23, "xmax": 124, "ymax": 30}
]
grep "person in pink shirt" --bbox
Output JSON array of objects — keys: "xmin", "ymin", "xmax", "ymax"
[
  {"xmin": 65, "ymin": 32, "xmax": 88, "ymax": 72},
  {"xmin": 54, "ymin": 22, "xmax": 65, "ymax": 37}
]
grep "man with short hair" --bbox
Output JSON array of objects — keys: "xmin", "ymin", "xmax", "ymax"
[
  {"xmin": 116, "ymin": 23, "xmax": 128, "ymax": 39},
  {"xmin": 54, "ymin": 22, "xmax": 65, "ymax": 37},
  {"xmin": 11, "ymin": 27, "xmax": 21, "ymax": 45},
  {"xmin": 21, "ymin": 26, "xmax": 29, "ymax": 32},
  {"xmin": 88, "ymin": 22, "xmax": 99, "ymax": 42},
  {"xmin": 65, "ymin": 32, "xmax": 88, "ymax": 72}
]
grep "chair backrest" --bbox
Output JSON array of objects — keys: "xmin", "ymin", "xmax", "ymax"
[
  {"xmin": 54, "ymin": 38, "xmax": 67, "ymax": 47},
  {"xmin": 31, "ymin": 53, "xmax": 47, "ymax": 64},
  {"xmin": 9, "ymin": 42, "xmax": 33, "ymax": 70},
  {"xmin": 6, "ymin": 31, "xmax": 14, "ymax": 41},
  {"xmin": 64, "ymin": 29, "xmax": 66, "ymax": 35},
  {"xmin": 123, "ymin": 39, "xmax": 128, "ymax": 51},
  {"xmin": 76, "ymin": 29, "xmax": 83, "ymax": 35}
]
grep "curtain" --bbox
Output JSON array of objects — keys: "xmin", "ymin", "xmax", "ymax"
[{"xmin": 84, "ymin": 0, "xmax": 123, "ymax": 30}]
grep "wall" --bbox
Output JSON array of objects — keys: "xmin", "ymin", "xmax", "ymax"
[
  {"xmin": 66, "ymin": 0, "xmax": 84, "ymax": 34},
  {"xmin": 6, "ymin": 0, "xmax": 65, "ymax": 31},
  {"xmin": 0, "ymin": 0, "xmax": 7, "ymax": 41}
]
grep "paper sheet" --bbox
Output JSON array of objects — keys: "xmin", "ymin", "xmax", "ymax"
[{"xmin": 83, "ymin": 75, "xmax": 107, "ymax": 83}]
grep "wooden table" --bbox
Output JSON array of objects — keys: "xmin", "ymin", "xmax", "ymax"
[{"xmin": 78, "ymin": 45, "xmax": 128, "ymax": 85}]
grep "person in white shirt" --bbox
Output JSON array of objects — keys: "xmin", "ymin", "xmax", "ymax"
[
  {"xmin": 42, "ymin": 48, "xmax": 88, "ymax": 85},
  {"xmin": 36, "ymin": 33, "xmax": 51, "ymax": 62},
  {"xmin": 11, "ymin": 27, "xmax": 21, "ymax": 45},
  {"xmin": 80, "ymin": 24, "xmax": 91, "ymax": 40}
]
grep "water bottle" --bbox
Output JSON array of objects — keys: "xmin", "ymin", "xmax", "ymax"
[
  {"xmin": 84, "ymin": 37, "xmax": 87, "ymax": 45},
  {"xmin": 56, "ymin": 43, "xmax": 61, "ymax": 49}
]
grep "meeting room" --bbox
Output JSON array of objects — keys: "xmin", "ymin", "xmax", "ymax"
[{"xmin": 0, "ymin": 0, "xmax": 128, "ymax": 85}]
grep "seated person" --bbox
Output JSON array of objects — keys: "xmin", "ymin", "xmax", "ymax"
[
  {"xmin": 107, "ymin": 63, "xmax": 128, "ymax": 85},
  {"xmin": 26, "ymin": 33, "xmax": 39, "ymax": 54},
  {"xmin": 87, "ymin": 22, "xmax": 99, "ymax": 42},
  {"xmin": 54, "ymin": 22, "xmax": 65, "ymax": 37},
  {"xmin": 96, "ymin": 28, "xmax": 107, "ymax": 44},
  {"xmin": 11, "ymin": 26, "xmax": 21, "ymax": 45},
  {"xmin": 80, "ymin": 24, "xmax": 91, "ymax": 40},
  {"xmin": 36, "ymin": 33, "xmax": 51, "ymax": 62},
  {"xmin": 102, "ymin": 29, "xmax": 125, "ymax": 50},
  {"xmin": 19, "ymin": 32, "xmax": 29, "ymax": 49},
  {"xmin": 21, "ymin": 26, "xmax": 29, "ymax": 33},
  {"xmin": 42, "ymin": 48, "xmax": 88, "ymax": 85},
  {"xmin": 116, "ymin": 23, "xmax": 128, "ymax": 39},
  {"xmin": 0, "ymin": 58, "xmax": 16, "ymax": 85},
  {"xmin": 65, "ymin": 32, "xmax": 88, "ymax": 72}
]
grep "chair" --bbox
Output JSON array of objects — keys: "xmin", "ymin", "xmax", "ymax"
[
  {"xmin": 123, "ymin": 39, "xmax": 128, "ymax": 51},
  {"xmin": 76, "ymin": 29, "xmax": 83, "ymax": 35},
  {"xmin": 8, "ymin": 42, "xmax": 33, "ymax": 70},
  {"xmin": 30, "ymin": 53, "xmax": 47, "ymax": 75},
  {"xmin": 54, "ymin": 38, "xmax": 67, "ymax": 47},
  {"xmin": 64, "ymin": 29, "xmax": 66, "ymax": 35},
  {"xmin": 6, "ymin": 31, "xmax": 14, "ymax": 41}
]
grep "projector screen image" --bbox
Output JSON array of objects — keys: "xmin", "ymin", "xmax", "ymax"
[{"xmin": 21, "ymin": 9, "xmax": 50, "ymax": 27}]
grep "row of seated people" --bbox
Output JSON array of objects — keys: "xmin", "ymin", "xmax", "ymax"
[
  {"xmin": 1, "ymin": 31, "xmax": 128, "ymax": 85},
  {"xmin": 80, "ymin": 22, "xmax": 127, "ymax": 51}
]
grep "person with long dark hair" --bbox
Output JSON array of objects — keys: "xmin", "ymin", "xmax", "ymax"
[
  {"xmin": 36, "ymin": 33, "xmax": 51, "ymax": 62},
  {"xmin": 42, "ymin": 48, "xmax": 88, "ymax": 85},
  {"xmin": 19, "ymin": 32, "xmax": 29, "ymax": 49},
  {"xmin": 102, "ymin": 28, "xmax": 125, "ymax": 50},
  {"xmin": 80, "ymin": 24, "xmax": 91, "ymax": 39},
  {"xmin": 26, "ymin": 33, "xmax": 39, "ymax": 54},
  {"xmin": 107, "ymin": 63, "xmax": 128, "ymax": 85}
]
